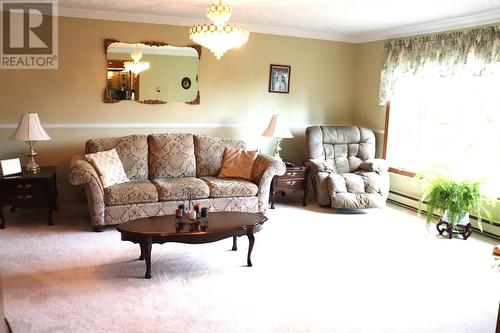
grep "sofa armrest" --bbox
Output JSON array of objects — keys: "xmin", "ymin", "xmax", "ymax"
[
  {"xmin": 68, "ymin": 156, "xmax": 105, "ymax": 228},
  {"xmin": 68, "ymin": 156, "xmax": 102, "ymax": 188},
  {"xmin": 251, "ymin": 154, "xmax": 286, "ymax": 212},
  {"xmin": 359, "ymin": 159, "xmax": 389, "ymax": 173},
  {"xmin": 305, "ymin": 159, "xmax": 335, "ymax": 173}
]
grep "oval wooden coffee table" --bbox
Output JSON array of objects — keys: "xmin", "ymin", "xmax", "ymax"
[{"xmin": 117, "ymin": 212, "xmax": 268, "ymax": 279}]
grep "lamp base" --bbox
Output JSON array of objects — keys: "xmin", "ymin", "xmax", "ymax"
[
  {"xmin": 25, "ymin": 164, "xmax": 40, "ymax": 173},
  {"xmin": 273, "ymin": 137, "xmax": 283, "ymax": 160},
  {"xmin": 25, "ymin": 141, "xmax": 40, "ymax": 174}
]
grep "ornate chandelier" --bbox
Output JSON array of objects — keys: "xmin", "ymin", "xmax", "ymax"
[
  {"xmin": 124, "ymin": 52, "xmax": 150, "ymax": 75},
  {"xmin": 189, "ymin": 0, "xmax": 249, "ymax": 60}
]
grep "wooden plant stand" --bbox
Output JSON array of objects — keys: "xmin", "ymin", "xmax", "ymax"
[{"xmin": 436, "ymin": 219, "xmax": 472, "ymax": 240}]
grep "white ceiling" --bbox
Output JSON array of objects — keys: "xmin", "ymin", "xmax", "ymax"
[{"xmin": 59, "ymin": 0, "xmax": 500, "ymax": 42}]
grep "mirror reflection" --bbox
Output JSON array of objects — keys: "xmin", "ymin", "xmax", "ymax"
[{"xmin": 104, "ymin": 40, "xmax": 200, "ymax": 104}]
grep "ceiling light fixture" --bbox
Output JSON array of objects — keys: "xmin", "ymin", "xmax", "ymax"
[
  {"xmin": 124, "ymin": 51, "xmax": 150, "ymax": 75},
  {"xmin": 189, "ymin": 0, "xmax": 249, "ymax": 60}
]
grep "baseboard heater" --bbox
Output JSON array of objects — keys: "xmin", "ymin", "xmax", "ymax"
[{"xmin": 388, "ymin": 190, "xmax": 500, "ymax": 241}]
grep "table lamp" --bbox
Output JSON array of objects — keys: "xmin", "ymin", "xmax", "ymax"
[
  {"xmin": 10, "ymin": 113, "xmax": 51, "ymax": 173},
  {"xmin": 261, "ymin": 114, "xmax": 293, "ymax": 159}
]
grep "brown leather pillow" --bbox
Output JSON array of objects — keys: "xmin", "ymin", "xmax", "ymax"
[{"xmin": 218, "ymin": 148, "xmax": 257, "ymax": 180}]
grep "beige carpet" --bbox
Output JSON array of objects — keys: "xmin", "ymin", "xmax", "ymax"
[{"xmin": 0, "ymin": 195, "xmax": 498, "ymax": 333}]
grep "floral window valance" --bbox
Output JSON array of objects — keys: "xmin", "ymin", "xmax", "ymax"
[{"xmin": 379, "ymin": 25, "xmax": 500, "ymax": 105}]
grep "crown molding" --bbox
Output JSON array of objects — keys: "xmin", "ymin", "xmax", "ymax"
[
  {"xmin": 59, "ymin": 7, "xmax": 201, "ymax": 27},
  {"xmin": 53, "ymin": 6, "xmax": 500, "ymax": 44},
  {"xmin": 58, "ymin": 6, "xmax": 354, "ymax": 42},
  {"xmin": 352, "ymin": 9, "xmax": 500, "ymax": 43},
  {"xmin": 240, "ymin": 24, "xmax": 354, "ymax": 43}
]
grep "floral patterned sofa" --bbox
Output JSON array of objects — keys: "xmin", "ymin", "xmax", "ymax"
[{"xmin": 68, "ymin": 134, "xmax": 286, "ymax": 231}]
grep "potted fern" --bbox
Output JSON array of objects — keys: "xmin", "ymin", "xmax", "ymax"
[{"xmin": 417, "ymin": 175, "xmax": 493, "ymax": 239}]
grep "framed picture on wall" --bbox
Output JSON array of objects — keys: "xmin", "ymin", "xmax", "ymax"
[{"xmin": 268, "ymin": 64, "xmax": 291, "ymax": 93}]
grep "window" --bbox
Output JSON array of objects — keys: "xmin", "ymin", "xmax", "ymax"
[
  {"xmin": 379, "ymin": 26, "xmax": 500, "ymax": 196},
  {"xmin": 386, "ymin": 71, "xmax": 500, "ymax": 196}
]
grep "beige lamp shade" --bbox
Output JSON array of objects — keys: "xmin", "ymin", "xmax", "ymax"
[
  {"xmin": 261, "ymin": 114, "xmax": 293, "ymax": 138},
  {"xmin": 11, "ymin": 113, "xmax": 51, "ymax": 141}
]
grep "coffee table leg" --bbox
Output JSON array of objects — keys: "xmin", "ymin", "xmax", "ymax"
[
  {"xmin": 302, "ymin": 185, "xmax": 308, "ymax": 206},
  {"xmin": 139, "ymin": 243, "xmax": 145, "ymax": 260},
  {"xmin": 48, "ymin": 208, "xmax": 54, "ymax": 226},
  {"xmin": 232, "ymin": 236, "xmax": 237, "ymax": 251},
  {"xmin": 247, "ymin": 229, "xmax": 255, "ymax": 267},
  {"xmin": 0, "ymin": 207, "xmax": 5, "ymax": 229},
  {"xmin": 144, "ymin": 237, "xmax": 152, "ymax": 279}
]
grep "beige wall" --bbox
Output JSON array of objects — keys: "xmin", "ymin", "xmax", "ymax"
[
  {"xmin": 352, "ymin": 41, "xmax": 386, "ymax": 130},
  {"xmin": 0, "ymin": 16, "xmax": 357, "ymax": 201}
]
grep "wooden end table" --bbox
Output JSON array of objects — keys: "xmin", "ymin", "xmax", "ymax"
[
  {"xmin": 0, "ymin": 166, "xmax": 58, "ymax": 229},
  {"xmin": 270, "ymin": 165, "xmax": 309, "ymax": 209},
  {"xmin": 117, "ymin": 212, "xmax": 267, "ymax": 279}
]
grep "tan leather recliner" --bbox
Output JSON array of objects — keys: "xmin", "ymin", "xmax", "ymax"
[{"xmin": 305, "ymin": 126, "xmax": 389, "ymax": 209}]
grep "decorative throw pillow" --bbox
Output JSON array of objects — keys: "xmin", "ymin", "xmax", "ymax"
[
  {"xmin": 218, "ymin": 148, "xmax": 257, "ymax": 181},
  {"xmin": 494, "ymin": 244, "xmax": 500, "ymax": 256},
  {"xmin": 85, "ymin": 148, "xmax": 129, "ymax": 188}
]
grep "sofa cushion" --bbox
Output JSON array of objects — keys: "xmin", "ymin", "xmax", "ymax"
[
  {"xmin": 153, "ymin": 177, "xmax": 210, "ymax": 201},
  {"xmin": 85, "ymin": 135, "xmax": 148, "ymax": 180},
  {"xmin": 104, "ymin": 179, "xmax": 158, "ymax": 206},
  {"xmin": 148, "ymin": 134, "xmax": 196, "ymax": 179},
  {"xmin": 201, "ymin": 176, "xmax": 258, "ymax": 198},
  {"xmin": 194, "ymin": 135, "xmax": 246, "ymax": 177}
]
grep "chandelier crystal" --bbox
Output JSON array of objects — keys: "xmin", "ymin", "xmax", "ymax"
[
  {"xmin": 189, "ymin": 1, "xmax": 249, "ymax": 60},
  {"xmin": 124, "ymin": 51, "xmax": 150, "ymax": 75}
]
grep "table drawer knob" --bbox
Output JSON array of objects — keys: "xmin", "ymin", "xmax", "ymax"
[
  {"xmin": 16, "ymin": 184, "xmax": 32, "ymax": 189},
  {"xmin": 16, "ymin": 194, "xmax": 33, "ymax": 200},
  {"xmin": 286, "ymin": 172, "xmax": 297, "ymax": 177},
  {"xmin": 286, "ymin": 181, "xmax": 297, "ymax": 185}
]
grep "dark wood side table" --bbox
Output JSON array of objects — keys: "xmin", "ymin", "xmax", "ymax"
[
  {"xmin": 0, "ymin": 166, "xmax": 58, "ymax": 228},
  {"xmin": 270, "ymin": 166, "xmax": 309, "ymax": 209}
]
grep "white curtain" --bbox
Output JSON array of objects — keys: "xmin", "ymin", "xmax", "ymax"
[{"xmin": 379, "ymin": 26, "xmax": 500, "ymax": 105}]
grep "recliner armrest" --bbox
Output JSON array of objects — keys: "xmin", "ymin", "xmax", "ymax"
[
  {"xmin": 359, "ymin": 159, "xmax": 389, "ymax": 173},
  {"xmin": 305, "ymin": 159, "xmax": 335, "ymax": 173}
]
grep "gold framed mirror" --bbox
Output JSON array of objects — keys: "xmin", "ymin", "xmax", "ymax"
[{"xmin": 104, "ymin": 39, "xmax": 201, "ymax": 105}]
